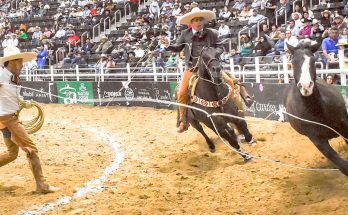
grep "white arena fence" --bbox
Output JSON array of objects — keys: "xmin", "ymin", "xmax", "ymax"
[{"xmin": 21, "ymin": 54, "xmax": 348, "ymax": 86}]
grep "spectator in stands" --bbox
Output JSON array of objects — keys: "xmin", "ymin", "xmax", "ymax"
[
  {"xmin": 2, "ymin": 34, "xmax": 11, "ymax": 48},
  {"xmin": 259, "ymin": 23, "xmax": 270, "ymax": 37},
  {"xmin": 82, "ymin": 5, "xmax": 91, "ymax": 18},
  {"xmin": 53, "ymin": 25, "xmax": 66, "ymax": 40},
  {"xmin": 219, "ymin": 6, "xmax": 231, "ymax": 21},
  {"xmin": 172, "ymin": 3, "xmax": 181, "ymax": 17},
  {"xmin": 43, "ymin": 27, "xmax": 53, "ymax": 39},
  {"xmin": 291, "ymin": 12, "xmax": 303, "ymax": 29},
  {"xmin": 339, "ymin": 28, "xmax": 348, "ymax": 41},
  {"xmin": 72, "ymin": 52, "xmax": 87, "ymax": 67},
  {"xmin": 287, "ymin": 20, "xmax": 300, "ymax": 37},
  {"xmin": 95, "ymin": 35, "xmax": 113, "ymax": 54},
  {"xmin": 81, "ymin": 38, "xmax": 94, "ymax": 55},
  {"xmin": 269, "ymin": 24, "xmax": 281, "ymax": 43},
  {"xmin": 239, "ymin": 5, "xmax": 252, "ymax": 21},
  {"xmin": 264, "ymin": 0, "xmax": 277, "ymax": 23},
  {"xmin": 97, "ymin": 53, "xmax": 108, "ymax": 69},
  {"xmin": 252, "ymin": 35, "xmax": 272, "ymax": 56},
  {"xmin": 298, "ymin": 18, "xmax": 312, "ymax": 39},
  {"xmin": 248, "ymin": 10, "xmax": 266, "ymax": 34},
  {"xmin": 166, "ymin": 52, "xmax": 178, "ymax": 67},
  {"xmin": 105, "ymin": 55, "xmax": 116, "ymax": 70},
  {"xmin": 232, "ymin": 0, "xmax": 245, "ymax": 12},
  {"xmin": 325, "ymin": 74, "xmax": 334, "ymax": 85},
  {"xmin": 240, "ymin": 34, "xmax": 253, "ymax": 57},
  {"xmin": 229, "ymin": 48, "xmax": 241, "ymax": 65},
  {"xmin": 302, "ymin": 6, "xmax": 314, "ymax": 20},
  {"xmin": 119, "ymin": 30, "xmax": 134, "ymax": 43},
  {"xmin": 9, "ymin": 33, "xmax": 18, "ymax": 47},
  {"xmin": 134, "ymin": 42, "xmax": 145, "ymax": 58},
  {"xmin": 149, "ymin": 0, "xmax": 160, "ymax": 21},
  {"xmin": 275, "ymin": 0, "xmax": 290, "ymax": 25},
  {"xmin": 65, "ymin": 24, "xmax": 76, "ymax": 38},
  {"xmin": 310, "ymin": 19, "xmax": 324, "ymax": 42},
  {"xmin": 320, "ymin": 10, "xmax": 332, "ymax": 30},
  {"xmin": 218, "ymin": 19, "xmax": 230, "ymax": 38},
  {"xmin": 268, "ymin": 31, "xmax": 286, "ymax": 56},
  {"xmin": 251, "ymin": 0, "xmax": 262, "ymax": 11},
  {"xmin": 66, "ymin": 34, "xmax": 81, "ymax": 51},
  {"xmin": 332, "ymin": 16, "xmax": 347, "ymax": 33},
  {"xmin": 322, "ymin": 27, "xmax": 339, "ymax": 67},
  {"xmin": 18, "ymin": 29, "xmax": 28, "ymax": 42},
  {"xmin": 37, "ymin": 44, "xmax": 48, "ymax": 69},
  {"xmin": 31, "ymin": 26, "xmax": 42, "ymax": 45},
  {"xmin": 284, "ymin": 30, "xmax": 299, "ymax": 59}
]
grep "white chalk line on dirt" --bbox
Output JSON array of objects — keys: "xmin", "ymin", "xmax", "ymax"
[{"xmin": 18, "ymin": 122, "xmax": 125, "ymax": 215}]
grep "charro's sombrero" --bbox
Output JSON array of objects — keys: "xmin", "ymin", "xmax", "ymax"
[
  {"xmin": 336, "ymin": 38, "xmax": 348, "ymax": 46},
  {"xmin": 179, "ymin": 7, "xmax": 216, "ymax": 25},
  {"xmin": 0, "ymin": 46, "xmax": 37, "ymax": 64}
]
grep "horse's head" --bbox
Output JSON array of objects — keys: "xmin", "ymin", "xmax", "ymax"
[
  {"xmin": 287, "ymin": 40, "xmax": 321, "ymax": 97},
  {"xmin": 198, "ymin": 47, "xmax": 223, "ymax": 85}
]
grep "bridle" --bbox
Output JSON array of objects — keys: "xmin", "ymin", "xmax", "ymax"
[{"xmin": 197, "ymin": 48, "xmax": 224, "ymax": 86}]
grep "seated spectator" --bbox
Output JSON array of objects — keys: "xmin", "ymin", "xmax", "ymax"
[
  {"xmin": 18, "ymin": 29, "xmax": 28, "ymax": 42},
  {"xmin": 31, "ymin": 26, "xmax": 42, "ymax": 45},
  {"xmin": 320, "ymin": 10, "xmax": 332, "ymax": 30},
  {"xmin": 284, "ymin": 30, "xmax": 299, "ymax": 60},
  {"xmin": 66, "ymin": 34, "xmax": 81, "ymax": 50},
  {"xmin": 298, "ymin": 18, "xmax": 312, "ymax": 39},
  {"xmin": 322, "ymin": 27, "xmax": 339, "ymax": 67},
  {"xmin": 105, "ymin": 55, "xmax": 116, "ymax": 70},
  {"xmin": 97, "ymin": 53, "xmax": 108, "ymax": 69},
  {"xmin": 72, "ymin": 52, "xmax": 87, "ymax": 66},
  {"xmin": 218, "ymin": 20, "xmax": 230, "ymax": 38},
  {"xmin": 276, "ymin": 0, "xmax": 290, "ymax": 25},
  {"xmin": 229, "ymin": 48, "xmax": 241, "ymax": 65},
  {"xmin": 65, "ymin": 24, "xmax": 76, "ymax": 37},
  {"xmin": 219, "ymin": 6, "xmax": 231, "ymax": 20},
  {"xmin": 239, "ymin": 5, "xmax": 252, "ymax": 21},
  {"xmin": 43, "ymin": 27, "xmax": 53, "ymax": 39},
  {"xmin": 302, "ymin": 6, "xmax": 314, "ymax": 20},
  {"xmin": 134, "ymin": 42, "xmax": 145, "ymax": 58},
  {"xmin": 149, "ymin": 0, "xmax": 160, "ymax": 21},
  {"xmin": 118, "ymin": 30, "xmax": 134, "ymax": 43},
  {"xmin": 286, "ymin": 20, "xmax": 300, "ymax": 37},
  {"xmin": 252, "ymin": 36, "xmax": 272, "ymax": 56},
  {"xmin": 166, "ymin": 52, "xmax": 177, "ymax": 67},
  {"xmin": 95, "ymin": 35, "xmax": 113, "ymax": 54},
  {"xmin": 53, "ymin": 25, "xmax": 66, "ymax": 40},
  {"xmin": 82, "ymin": 38, "xmax": 94, "ymax": 55},
  {"xmin": 332, "ymin": 16, "xmax": 347, "ymax": 33},
  {"xmin": 8, "ymin": 33, "xmax": 19, "ymax": 47},
  {"xmin": 291, "ymin": 12, "xmax": 303, "ymax": 29},
  {"xmin": 251, "ymin": 0, "xmax": 262, "ymax": 11},
  {"xmin": 268, "ymin": 31, "xmax": 286, "ymax": 56},
  {"xmin": 248, "ymin": 10, "xmax": 265, "ymax": 34},
  {"xmin": 2, "ymin": 34, "xmax": 11, "ymax": 48},
  {"xmin": 310, "ymin": 19, "xmax": 325, "ymax": 41},
  {"xmin": 269, "ymin": 24, "xmax": 281, "ymax": 43},
  {"xmin": 232, "ymin": 0, "xmax": 245, "ymax": 12},
  {"xmin": 239, "ymin": 34, "xmax": 253, "ymax": 57},
  {"xmin": 325, "ymin": 74, "xmax": 334, "ymax": 85}
]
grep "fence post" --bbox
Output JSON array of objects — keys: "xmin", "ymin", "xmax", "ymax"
[
  {"xmin": 76, "ymin": 65, "xmax": 80, "ymax": 81},
  {"xmin": 100, "ymin": 65, "xmax": 104, "ymax": 82},
  {"xmin": 127, "ymin": 63, "xmax": 131, "ymax": 82},
  {"xmin": 338, "ymin": 49, "xmax": 347, "ymax": 86},
  {"xmin": 229, "ymin": 58, "xmax": 235, "ymax": 76},
  {"xmin": 152, "ymin": 61, "xmax": 157, "ymax": 82},
  {"xmin": 282, "ymin": 55, "xmax": 289, "ymax": 83},
  {"xmin": 50, "ymin": 66, "xmax": 54, "ymax": 82},
  {"xmin": 25, "ymin": 67, "xmax": 29, "ymax": 81},
  {"xmin": 255, "ymin": 57, "xmax": 260, "ymax": 83}
]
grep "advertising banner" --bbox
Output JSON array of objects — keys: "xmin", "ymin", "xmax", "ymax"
[
  {"xmin": 56, "ymin": 81, "xmax": 94, "ymax": 105},
  {"xmin": 21, "ymin": 81, "xmax": 58, "ymax": 103}
]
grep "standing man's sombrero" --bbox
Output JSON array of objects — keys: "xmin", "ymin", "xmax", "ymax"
[
  {"xmin": 179, "ymin": 8, "xmax": 216, "ymax": 25},
  {"xmin": 0, "ymin": 46, "xmax": 37, "ymax": 64}
]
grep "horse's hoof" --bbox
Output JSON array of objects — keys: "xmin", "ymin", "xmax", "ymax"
[
  {"xmin": 244, "ymin": 155, "xmax": 253, "ymax": 162},
  {"xmin": 248, "ymin": 138, "xmax": 257, "ymax": 146},
  {"xmin": 209, "ymin": 147, "xmax": 216, "ymax": 153}
]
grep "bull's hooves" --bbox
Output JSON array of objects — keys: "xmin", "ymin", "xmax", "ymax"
[{"xmin": 209, "ymin": 148, "xmax": 216, "ymax": 153}]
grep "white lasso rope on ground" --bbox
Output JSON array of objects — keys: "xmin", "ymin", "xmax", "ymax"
[
  {"xmin": 19, "ymin": 123, "xmax": 125, "ymax": 215},
  {"xmin": 4, "ymin": 83, "xmax": 342, "ymax": 172}
]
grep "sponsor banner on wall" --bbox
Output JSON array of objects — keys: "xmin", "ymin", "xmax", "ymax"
[
  {"xmin": 56, "ymin": 81, "xmax": 94, "ymax": 105},
  {"xmin": 21, "ymin": 81, "xmax": 58, "ymax": 103},
  {"xmin": 243, "ymin": 83, "xmax": 289, "ymax": 121},
  {"xmin": 94, "ymin": 82, "xmax": 173, "ymax": 108}
]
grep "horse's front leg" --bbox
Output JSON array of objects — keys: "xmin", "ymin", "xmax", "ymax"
[
  {"xmin": 309, "ymin": 136, "xmax": 348, "ymax": 176},
  {"xmin": 189, "ymin": 118, "xmax": 216, "ymax": 153}
]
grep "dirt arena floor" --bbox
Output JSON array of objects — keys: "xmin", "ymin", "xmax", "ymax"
[{"xmin": 0, "ymin": 104, "xmax": 348, "ymax": 215}]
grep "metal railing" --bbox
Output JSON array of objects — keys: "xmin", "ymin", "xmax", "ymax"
[
  {"xmin": 92, "ymin": 23, "xmax": 101, "ymax": 42},
  {"xmin": 55, "ymin": 48, "xmax": 66, "ymax": 65},
  {"xmin": 275, "ymin": 6, "xmax": 287, "ymax": 26},
  {"xmin": 103, "ymin": 16, "xmax": 111, "ymax": 34},
  {"xmin": 124, "ymin": 3, "xmax": 131, "ymax": 21},
  {"xmin": 80, "ymin": 31, "xmax": 90, "ymax": 47},
  {"xmin": 113, "ymin": 10, "xmax": 122, "ymax": 28}
]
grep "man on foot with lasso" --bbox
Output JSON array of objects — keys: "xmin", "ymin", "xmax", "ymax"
[{"xmin": 0, "ymin": 46, "xmax": 59, "ymax": 194}]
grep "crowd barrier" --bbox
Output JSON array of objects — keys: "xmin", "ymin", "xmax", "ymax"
[{"xmin": 20, "ymin": 81, "xmax": 348, "ymax": 121}]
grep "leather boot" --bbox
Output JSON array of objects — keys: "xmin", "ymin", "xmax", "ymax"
[
  {"xmin": 239, "ymin": 84, "xmax": 254, "ymax": 107},
  {"xmin": 177, "ymin": 106, "xmax": 189, "ymax": 133}
]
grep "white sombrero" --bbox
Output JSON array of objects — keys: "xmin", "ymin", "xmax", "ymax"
[
  {"xmin": 336, "ymin": 38, "xmax": 348, "ymax": 46},
  {"xmin": 0, "ymin": 46, "xmax": 37, "ymax": 64},
  {"xmin": 179, "ymin": 7, "xmax": 216, "ymax": 25}
]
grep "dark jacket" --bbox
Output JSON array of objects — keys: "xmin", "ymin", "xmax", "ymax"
[{"xmin": 166, "ymin": 28, "xmax": 224, "ymax": 69}]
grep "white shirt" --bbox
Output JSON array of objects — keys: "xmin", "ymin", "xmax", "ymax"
[
  {"xmin": 218, "ymin": 25, "xmax": 230, "ymax": 36},
  {"xmin": 0, "ymin": 67, "xmax": 20, "ymax": 115},
  {"xmin": 134, "ymin": 48, "xmax": 145, "ymax": 58}
]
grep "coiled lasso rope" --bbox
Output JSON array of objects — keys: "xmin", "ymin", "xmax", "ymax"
[{"xmin": 17, "ymin": 99, "xmax": 45, "ymax": 134}]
